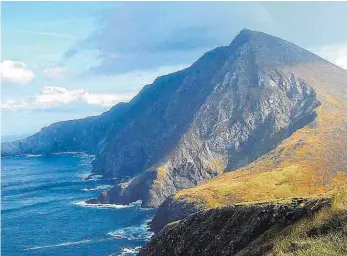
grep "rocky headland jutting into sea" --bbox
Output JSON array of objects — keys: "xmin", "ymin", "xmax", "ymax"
[{"xmin": 2, "ymin": 29, "xmax": 347, "ymax": 255}]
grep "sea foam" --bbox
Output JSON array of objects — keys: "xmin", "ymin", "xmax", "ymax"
[
  {"xmin": 119, "ymin": 246, "xmax": 142, "ymax": 255},
  {"xmin": 73, "ymin": 201, "xmax": 131, "ymax": 209},
  {"xmin": 24, "ymin": 239, "xmax": 93, "ymax": 250},
  {"xmin": 107, "ymin": 218, "xmax": 153, "ymax": 241},
  {"xmin": 81, "ymin": 185, "xmax": 113, "ymax": 192}
]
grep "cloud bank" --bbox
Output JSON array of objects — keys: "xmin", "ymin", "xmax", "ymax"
[{"xmin": 63, "ymin": 2, "xmax": 272, "ymax": 74}]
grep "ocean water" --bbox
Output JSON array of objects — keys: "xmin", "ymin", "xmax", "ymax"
[{"xmin": 1, "ymin": 153, "xmax": 155, "ymax": 256}]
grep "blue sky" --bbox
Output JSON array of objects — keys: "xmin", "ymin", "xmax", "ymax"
[{"xmin": 1, "ymin": 2, "xmax": 347, "ymax": 136}]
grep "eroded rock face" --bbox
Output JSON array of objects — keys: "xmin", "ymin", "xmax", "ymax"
[
  {"xmin": 91, "ymin": 29, "xmax": 322, "ymax": 208},
  {"xmin": 139, "ymin": 198, "xmax": 330, "ymax": 256},
  {"xmin": 150, "ymin": 197, "xmax": 201, "ymax": 233}
]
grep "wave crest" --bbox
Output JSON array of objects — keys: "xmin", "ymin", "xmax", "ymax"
[
  {"xmin": 81, "ymin": 185, "xmax": 113, "ymax": 192},
  {"xmin": 73, "ymin": 201, "xmax": 131, "ymax": 209},
  {"xmin": 24, "ymin": 239, "xmax": 92, "ymax": 250},
  {"xmin": 107, "ymin": 218, "xmax": 153, "ymax": 241}
]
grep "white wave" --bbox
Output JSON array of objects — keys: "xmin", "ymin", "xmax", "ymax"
[
  {"xmin": 24, "ymin": 239, "xmax": 92, "ymax": 250},
  {"xmin": 81, "ymin": 185, "xmax": 113, "ymax": 192},
  {"xmin": 118, "ymin": 246, "xmax": 142, "ymax": 256},
  {"xmin": 24, "ymin": 154, "xmax": 43, "ymax": 158},
  {"xmin": 78, "ymin": 174, "xmax": 104, "ymax": 181},
  {"xmin": 107, "ymin": 218, "xmax": 153, "ymax": 241},
  {"xmin": 79, "ymin": 163, "xmax": 91, "ymax": 167},
  {"xmin": 76, "ymin": 173, "xmax": 103, "ymax": 181},
  {"xmin": 129, "ymin": 200, "xmax": 143, "ymax": 207},
  {"xmin": 76, "ymin": 173, "xmax": 91, "ymax": 180},
  {"xmin": 73, "ymin": 201, "xmax": 131, "ymax": 209},
  {"xmin": 88, "ymin": 174, "xmax": 103, "ymax": 180},
  {"xmin": 53, "ymin": 152, "xmax": 95, "ymax": 161},
  {"xmin": 53, "ymin": 151, "xmax": 91, "ymax": 156}
]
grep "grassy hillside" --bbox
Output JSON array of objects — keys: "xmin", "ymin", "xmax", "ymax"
[{"xmin": 173, "ymin": 65, "xmax": 347, "ymax": 210}]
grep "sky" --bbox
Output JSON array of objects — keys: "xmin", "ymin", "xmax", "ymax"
[{"xmin": 1, "ymin": 2, "xmax": 347, "ymax": 136}]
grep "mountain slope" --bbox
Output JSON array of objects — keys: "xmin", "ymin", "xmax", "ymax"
[
  {"xmin": 1, "ymin": 103, "xmax": 129, "ymax": 157},
  {"xmin": 150, "ymin": 59, "xmax": 347, "ymax": 230},
  {"xmin": 89, "ymin": 29, "xmax": 326, "ymax": 207}
]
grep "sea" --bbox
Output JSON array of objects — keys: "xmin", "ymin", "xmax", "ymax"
[{"xmin": 1, "ymin": 135, "xmax": 155, "ymax": 256}]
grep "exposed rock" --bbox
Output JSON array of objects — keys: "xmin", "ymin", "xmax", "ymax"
[
  {"xmin": 150, "ymin": 196, "xmax": 201, "ymax": 233},
  {"xmin": 139, "ymin": 198, "xmax": 330, "ymax": 256},
  {"xmin": 91, "ymin": 29, "xmax": 323, "ymax": 207}
]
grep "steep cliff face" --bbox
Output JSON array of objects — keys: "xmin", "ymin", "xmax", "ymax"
[
  {"xmin": 1, "ymin": 103, "xmax": 129, "ymax": 157},
  {"xmin": 140, "ymin": 198, "xmax": 331, "ymax": 256},
  {"xmin": 91, "ymin": 29, "xmax": 324, "ymax": 207}
]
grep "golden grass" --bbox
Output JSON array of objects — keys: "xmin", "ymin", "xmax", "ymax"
[
  {"xmin": 174, "ymin": 92, "xmax": 347, "ymax": 210},
  {"xmin": 164, "ymin": 64, "xmax": 347, "ymax": 256},
  {"xmin": 153, "ymin": 166, "xmax": 167, "ymax": 185}
]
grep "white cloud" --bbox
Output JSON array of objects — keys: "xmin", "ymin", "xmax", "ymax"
[
  {"xmin": 1, "ymin": 60, "xmax": 35, "ymax": 85},
  {"xmin": 2, "ymin": 86, "xmax": 132, "ymax": 110},
  {"xmin": 34, "ymin": 86, "xmax": 132, "ymax": 107},
  {"xmin": 43, "ymin": 67, "xmax": 66, "ymax": 79},
  {"xmin": 2, "ymin": 64, "xmax": 188, "ymax": 112},
  {"xmin": 1, "ymin": 99, "xmax": 27, "ymax": 110},
  {"xmin": 314, "ymin": 43, "xmax": 347, "ymax": 70}
]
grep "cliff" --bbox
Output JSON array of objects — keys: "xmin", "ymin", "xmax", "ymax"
[
  {"xmin": 150, "ymin": 58, "xmax": 347, "ymax": 231},
  {"xmin": 140, "ymin": 190, "xmax": 347, "ymax": 256},
  {"xmin": 90, "ymin": 29, "xmax": 327, "ymax": 208},
  {"xmin": 140, "ymin": 198, "xmax": 331, "ymax": 256},
  {"xmin": 3, "ymin": 29, "xmax": 346, "ymax": 213}
]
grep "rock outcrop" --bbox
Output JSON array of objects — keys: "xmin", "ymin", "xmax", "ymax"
[{"xmin": 139, "ymin": 198, "xmax": 330, "ymax": 256}]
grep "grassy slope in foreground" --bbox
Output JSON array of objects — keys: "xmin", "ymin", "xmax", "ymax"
[{"xmin": 140, "ymin": 189, "xmax": 347, "ymax": 256}]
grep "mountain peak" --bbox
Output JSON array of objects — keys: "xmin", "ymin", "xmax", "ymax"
[
  {"xmin": 231, "ymin": 28, "xmax": 268, "ymax": 44},
  {"xmin": 229, "ymin": 29, "xmax": 323, "ymax": 68}
]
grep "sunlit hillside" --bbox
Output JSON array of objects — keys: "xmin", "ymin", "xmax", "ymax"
[{"xmin": 174, "ymin": 63, "xmax": 347, "ymax": 209}]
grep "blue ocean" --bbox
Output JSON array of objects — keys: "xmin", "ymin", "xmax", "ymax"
[{"xmin": 1, "ymin": 151, "xmax": 155, "ymax": 256}]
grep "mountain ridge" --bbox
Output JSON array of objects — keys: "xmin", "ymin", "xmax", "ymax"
[
  {"xmin": 2, "ymin": 29, "xmax": 346, "ymax": 212},
  {"xmin": 88, "ymin": 28, "xmax": 328, "ymax": 208}
]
